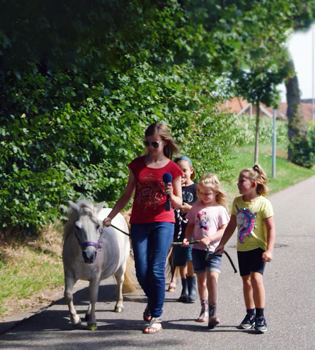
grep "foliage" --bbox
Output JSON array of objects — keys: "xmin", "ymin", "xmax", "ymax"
[
  {"xmin": 0, "ymin": 59, "xmax": 236, "ymax": 233},
  {"xmin": 1, "ymin": 0, "xmax": 315, "ymax": 233},
  {"xmin": 231, "ymin": 115, "xmax": 288, "ymax": 147},
  {"xmin": 289, "ymin": 121, "xmax": 315, "ymax": 168}
]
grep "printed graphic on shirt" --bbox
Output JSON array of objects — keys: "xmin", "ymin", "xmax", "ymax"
[
  {"xmin": 136, "ymin": 173, "xmax": 164, "ymax": 211},
  {"xmin": 182, "ymin": 190, "xmax": 195, "ymax": 204},
  {"xmin": 236, "ymin": 206, "xmax": 257, "ymax": 243},
  {"xmin": 197, "ymin": 210, "xmax": 210, "ymax": 231}
]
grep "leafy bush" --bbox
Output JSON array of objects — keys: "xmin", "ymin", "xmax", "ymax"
[
  {"xmin": 0, "ymin": 61, "xmax": 240, "ymax": 234},
  {"xmin": 289, "ymin": 122, "xmax": 315, "ymax": 169}
]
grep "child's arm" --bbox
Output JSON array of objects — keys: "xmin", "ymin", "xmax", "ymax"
[
  {"xmin": 200, "ymin": 224, "xmax": 228, "ymax": 247},
  {"xmin": 180, "ymin": 202, "xmax": 192, "ymax": 214},
  {"xmin": 262, "ymin": 216, "xmax": 276, "ymax": 262},
  {"xmin": 215, "ymin": 214, "xmax": 237, "ymax": 254},
  {"xmin": 182, "ymin": 221, "xmax": 194, "ymax": 247}
]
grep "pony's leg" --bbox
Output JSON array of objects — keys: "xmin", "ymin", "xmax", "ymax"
[
  {"xmin": 85, "ymin": 278, "xmax": 99, "ymax": 330},
  {"xmin": 64, "ymin": 272, "xmax": 81, "ymax": 327},
  {"xmin": 113, "ymin": 263, "xmax": 126, "ymax": 312}
]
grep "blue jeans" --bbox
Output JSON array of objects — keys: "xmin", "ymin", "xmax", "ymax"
[{"xmin": 130, "ymin": 222, "xmax": 174, "ymax": 318}]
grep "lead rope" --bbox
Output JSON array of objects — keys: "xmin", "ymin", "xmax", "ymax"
[
  {"xmin": 172, "ymin": 240, "xmax": 237, "ymax": 273},
  {"xmin": 109, "ymin": 223, "xmax": 237, "ymax": 273},
  {"xmin": 174, "ymin": 208, "xmax": 189, "ymax": 240}
]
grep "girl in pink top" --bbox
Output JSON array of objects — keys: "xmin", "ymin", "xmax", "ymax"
[
  {"xmin": 103, "ymin": 123, "xmax": 182, "ymax": 334},
  {"xmin": 183, "ymin": 173, "xmax": 229, "ymax": 329}
]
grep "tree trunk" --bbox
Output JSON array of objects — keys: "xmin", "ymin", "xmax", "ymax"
[
  {"xmin": 254, "ymin": 100, "xmax": 260, "ymax": 164},
  {"xmin": 285, "ymin": 58, "xmax": 307, "ymax": 160}
]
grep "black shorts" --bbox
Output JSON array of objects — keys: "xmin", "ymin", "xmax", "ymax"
[
  {"xmin": 237, "ymin": 248, "xmax": 266, "ymax": 276},
  {"xmin": 173, "ymin": 244, "xmax": 192, "ymax": 266}
]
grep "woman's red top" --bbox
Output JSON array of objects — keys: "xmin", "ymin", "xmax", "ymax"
[{"xmin": 128, "ymin": 156, "xmax": 182, "ymax": 224}]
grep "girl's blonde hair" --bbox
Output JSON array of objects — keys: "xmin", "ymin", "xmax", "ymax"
[
  {"xmin": 197, "ymin": 173, "xmax": 226, "ymax": 207},
  {"xmin": 145, "ymin": 122, "xmax": 179, "ymax": 159},
  {"xmin": 240, "ymin": 164, "xmax": 269, "ymax": 196}
]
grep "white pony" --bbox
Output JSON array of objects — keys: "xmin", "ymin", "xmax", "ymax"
[{"xmin": 62, "ymin": 200, "xmax": 130, "ymax": 330}]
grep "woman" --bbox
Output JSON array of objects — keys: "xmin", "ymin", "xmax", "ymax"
[{"xmin": 103, "ymin": 122, "xmax": 182, "ymax": 334}]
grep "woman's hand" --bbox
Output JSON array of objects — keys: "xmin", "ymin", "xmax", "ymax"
[
  {"xmin": 103, "ymin": 217, "xmax": 112, "ymax": 227},
  {"xmin": 164, "ymin": 182, "xmax": 174, "ymax": 199}
]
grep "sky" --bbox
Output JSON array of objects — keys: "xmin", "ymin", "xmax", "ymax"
[{"xmin": 278, "ymin": 23, "xmax": 315, "ymax": 102}]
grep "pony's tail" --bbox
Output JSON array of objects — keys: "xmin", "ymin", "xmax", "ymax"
[
  {"xmin": 120, "ymin": 209, "xmax": 139, "ymax": 293},
  {"xmin": 123, "ymin": 255, "xmax": 140, "ymax": 293}
]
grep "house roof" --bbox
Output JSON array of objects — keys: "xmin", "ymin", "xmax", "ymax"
[{"xmin": 219, "ymin": 97, "xmax": 314, "ymax": 122}]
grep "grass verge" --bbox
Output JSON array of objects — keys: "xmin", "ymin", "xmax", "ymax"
[
  {"xmin": 0, "ymin": 223, "xmax": 64, "ymax": 318},
  {"xmin": 222, "ymin": 143, "xmax": 315, "ymax": 208}
]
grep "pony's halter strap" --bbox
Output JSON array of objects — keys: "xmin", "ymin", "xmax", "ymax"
[
  {"xmin": 75, "ymin": 224, "xmax": 103, "ymax": 250},
  {"xmin": 79, "ymin": 239, "xmax": 102, "ymax": 250}
]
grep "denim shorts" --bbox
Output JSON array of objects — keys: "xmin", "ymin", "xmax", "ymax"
[
  {"xmin": 192, "ymin": 249, "xmax": 222, "ymax": 274},
  {"xmin": 237, "ymin": 248, "xmax": 266, "ymax": 276}
]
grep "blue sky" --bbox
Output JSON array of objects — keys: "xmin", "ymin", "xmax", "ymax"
[{"xmin": 278, "ymin": 23, "xmax": 315, "ymax": 102}]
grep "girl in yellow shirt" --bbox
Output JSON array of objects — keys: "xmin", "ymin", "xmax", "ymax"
[{"xmin": 216, "ymin": 164, "xmax": 276, "ymax": 333}]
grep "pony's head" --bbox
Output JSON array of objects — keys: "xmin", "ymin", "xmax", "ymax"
[{"xmin": 65, "ymin": 200, "xmax": 105, "ymax": 264}]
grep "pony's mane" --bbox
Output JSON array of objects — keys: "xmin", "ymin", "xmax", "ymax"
[{"xmin": 64, "ymin": 200, "xmax": 100, "ymax": 241}]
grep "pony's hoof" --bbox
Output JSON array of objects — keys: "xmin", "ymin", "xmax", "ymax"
[
  {"xmin": 72, "ymin": 321, "xmax": 81, "ymax": 329},
  {"xmin": 114, "ymin": 306, "xmax": 124, "ymax": 313},
  {"xmin": 88, "ymin": 324, "xmax": 97, "ymax": 331},
  {"xmin": 72, "ymin": 316, "xmax": 81, "ymax": 328}
]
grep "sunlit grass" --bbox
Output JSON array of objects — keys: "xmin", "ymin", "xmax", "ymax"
[
  {"xmin": 222, "ymin": 143, "xmax": 315, "ymax": 209},
  {"xmin": 0, "ymin": 224, "xmax": 64, "ymax": 317}
]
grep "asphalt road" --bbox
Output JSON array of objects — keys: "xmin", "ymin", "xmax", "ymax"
[{"xmin": 1, "ymin": 175, "xmax": 315, "ymax": 350}]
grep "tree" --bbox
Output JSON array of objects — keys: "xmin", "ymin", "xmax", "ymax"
[
  {"xmin": 230, "ymin": 68, "xmax": 286, "ymax": 163},
  {"xmin": 1, "ymin": 0, "xmax": 315, "ymax": 233},
  {"xmin": 285, "ymin": 59, "xmax": 307, "ymax": 154}
]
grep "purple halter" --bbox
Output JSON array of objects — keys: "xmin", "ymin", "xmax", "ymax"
[
  {"xmin": 75, "ymin": 226, "xmax": 103, "ymax": 250},
  {"xmin": 79, "ymin": 238, "xmax": 102, "ymax": 250}
]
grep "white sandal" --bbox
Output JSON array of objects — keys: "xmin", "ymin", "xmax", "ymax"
[{"xmin": 143, "ymin": 317, "xmax": 162, "ymax": 334}]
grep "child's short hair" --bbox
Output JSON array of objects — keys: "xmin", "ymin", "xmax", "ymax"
[
  {"xmin": 174, "ymin": 155, "xmax": 195, "ymax": 180},
  {"xmin": 197, "ymin": 173, "xmax": 226, "ymax": 207},
  {"xmin": 240, "ymin": 164, "xmax": 269, "ymax": 196}
]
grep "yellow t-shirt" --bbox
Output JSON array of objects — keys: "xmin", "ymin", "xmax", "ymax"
[{"xmin": 231, "ymin": 196, "xmax": 274, "ymax": 252}]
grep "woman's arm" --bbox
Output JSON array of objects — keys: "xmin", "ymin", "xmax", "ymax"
[
  {"xmin": 262, "ymin": 216, "xmax": 276, "ymax": 262},
  {"xmin": 165, "ymin": 175, "xmax": 182, "ymax": 209},
  {"xmin": 103, "ymin": 170, "xmax": 136, "ymax": 226},
  {"xmin": 215, "ymin": 214, "xmax": 237, "ymax": 253}
]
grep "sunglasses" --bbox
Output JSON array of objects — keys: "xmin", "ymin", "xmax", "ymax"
[{"xmin": 143, "ymin": 140, "xmax": 163, "ymax": 148}]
